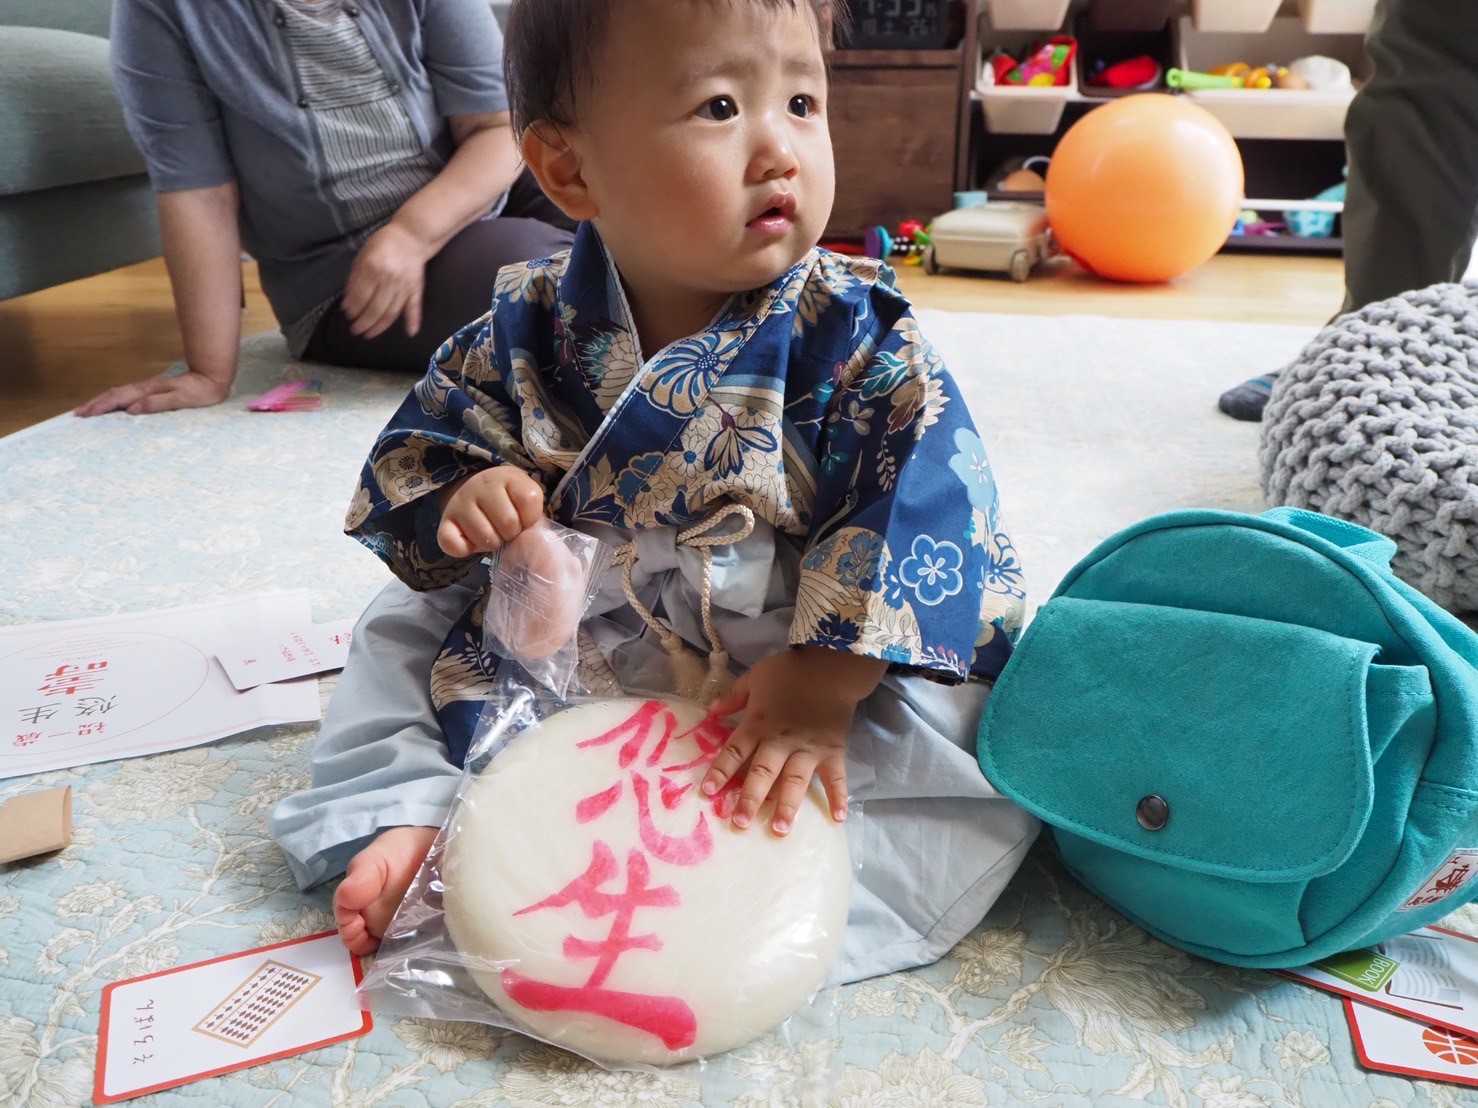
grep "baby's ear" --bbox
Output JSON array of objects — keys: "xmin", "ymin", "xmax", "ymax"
[{"xmin": 521, "ymin": 124, "xmax": 597, "ymax": 222}]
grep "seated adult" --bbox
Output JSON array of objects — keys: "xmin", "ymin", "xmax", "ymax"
[{"xmin": 79, "ymin": 0, "xmax": 575, "ymax": 417}]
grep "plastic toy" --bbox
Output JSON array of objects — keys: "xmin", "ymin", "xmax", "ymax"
[
  {"xmin": 1285, "ymin": 175, "xmax": 1346, "ymax": 238},
  {"xmin": 864, "ymin": 219, "xmax": 932, "ymax": 265},
  {"xmin": 1168, "ymin": 62, "xmax": 1308, "ymax": 91},
  {"xmin": 1211, "ymin": 62, "xmax": 1278, "ymax": 89},
  {"xmin": 1087, "ymin": 55, "xmax": 1162, "ymax": 91},
  {"xmin": 983, "ymin": 36, "xmax": 1077, "ymax": 88},
  {"xmin": 922, "ymin": 201, "xmax": 1056, "ymax": 282},
  {"xmin": 1044, "ymin": 94, "xmax": 1244, "ymax": 283},
  {"xmin": 247, "ymin": 379, "xmax": 322, "ymax": 412}
]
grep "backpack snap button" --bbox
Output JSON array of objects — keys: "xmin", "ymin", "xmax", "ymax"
[{"xmin": 1136, "ymin": 794, "xmax": 1169, "ymax": 831}]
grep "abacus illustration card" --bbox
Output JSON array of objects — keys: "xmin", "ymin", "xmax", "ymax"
[
  {"xmin": 94, "ymin": 931, "xmax": 370, "ymax": 1104},
  {"xmin": 0, "ymin": 592, "xmax": 321, "ymax": 779},
  {"xmin": 1345, "ymin": 999, "xmax": 1478, "ymax": 1087}
]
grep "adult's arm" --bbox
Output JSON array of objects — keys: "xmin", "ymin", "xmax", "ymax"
[
  {"xmin": 76, "ymin": 185, "xmax": 243, "ymax": 416},
  {"xmin": 340, "ymin": 0, "xmax": 524, "ymax": 339},
  {"xmin": 341, "ymin": 111, "xmax": 523, "ymax": 340},
  {"xmin": 79, "ymin": 0, "xmax": 244, "ymax": 416}
]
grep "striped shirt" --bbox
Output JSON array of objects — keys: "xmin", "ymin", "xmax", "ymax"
[{"xmin": 112, "ymin": 0, "xmax": 509, "ymax": 352}]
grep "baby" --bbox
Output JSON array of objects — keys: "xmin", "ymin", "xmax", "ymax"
[{"xmin": 270, "ymin": 0, "xmax": 1039, "ymax": 980}]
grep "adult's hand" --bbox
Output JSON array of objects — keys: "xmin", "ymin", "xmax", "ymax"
[
  {"xmin": 75, "ymin": 369, "xmax": 232, "ymax": 417},
  {"xmin": 82, "ymin": 185, "xmax": 245, "ymax": 419},
  {"xmin": 341, "ymin": 222, "xmax": 432, "ymax": 340}
]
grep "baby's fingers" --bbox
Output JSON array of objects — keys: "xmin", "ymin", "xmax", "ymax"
[
  {"xmin": 474, "ymin": 486, "xmax": 525, "ymax": 545},
  {"xmin": 730, "ymin": 741, "xmax": 789, "ymax": 831},
  {"xmin": 708, "ymin": 672, "xmax": 751, "ymax": 721},
  {"xmin": 818, "ymin": 755, "xmax": 849, "ymax": 823},
  {"xmin": 768, "ymin": 752, "xmax": 818, "ymax": 836},
  {"xmin": 702, "ymin": 724, "xmax": 756, "ymax": 799},
  {"xmin": 437, "ymin": 517, "xmax": 474, "ymax": 558}
]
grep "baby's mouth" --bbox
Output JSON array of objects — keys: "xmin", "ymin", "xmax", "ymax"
[{"xmin": 747, "ymin": 193, "xmax": 798, "ymax": 228}]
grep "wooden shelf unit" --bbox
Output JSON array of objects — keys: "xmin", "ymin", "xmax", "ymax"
[{"xmin": 824, "ymin": 4, "xmax": 980, "ymax": 239}]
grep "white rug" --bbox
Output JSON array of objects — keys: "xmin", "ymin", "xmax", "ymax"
[
  {"xmin": 919, "ymin": 309, "xmax": 1311, "ymax": 602},
  {"xmin": 1, "ymin": 312, "xmax": 1314, "ymax": 629}
]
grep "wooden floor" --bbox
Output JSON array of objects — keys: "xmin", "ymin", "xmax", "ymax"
[{"xmin": 0, "ymin": 252, "xmax": 1345, "ymax": 439}]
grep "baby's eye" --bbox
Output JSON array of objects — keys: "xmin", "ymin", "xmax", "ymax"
[
  {"xmin": 697, "ymin": 96, "xmax": 738, "ymax": 121},
  {"xmin": 788, "ymin": 94, "xmax": 816, "ymax": 118}
]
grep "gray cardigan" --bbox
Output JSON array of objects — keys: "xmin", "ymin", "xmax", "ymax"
[{"xmin": 111, "ymin": 0, "xmax": 509, "ymax": 333}]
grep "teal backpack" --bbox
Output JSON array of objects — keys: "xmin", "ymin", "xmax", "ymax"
[{"xmin": 977, "ymin": 507, "xmax": 1478, "ymax": 968}]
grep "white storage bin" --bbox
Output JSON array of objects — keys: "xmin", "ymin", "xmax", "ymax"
[
  {"xmin": 976, "ymin": 82, "xmax": 1076, "ymax": 134},
  {"xmin": 1177, "ymin": 15, "xmax": 1368, "ymax": 139},
  {"xmin": 1191, "ymin": 0, "xmax": 1283, "ymax": 32},
  {"xmin": 976, "ymin": 13, "xmax": 1079, "ymax": 134},
  {"xmin": 1298, "ymin": 0, "xmax": 1376, "ymax": 33},
  {"xmin": 987, "ymin": 0, "xmax": 1073, "ymax": 31}
]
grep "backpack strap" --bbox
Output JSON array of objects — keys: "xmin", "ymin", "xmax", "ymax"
[{"xmin": 1262, "ymin": 507, "xmax": 1398, "ymax": 571}]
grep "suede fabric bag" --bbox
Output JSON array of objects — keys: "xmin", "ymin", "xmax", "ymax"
[{"xmin": 978, "ymin": 507, "xmax": 1478, "ymax": 968}]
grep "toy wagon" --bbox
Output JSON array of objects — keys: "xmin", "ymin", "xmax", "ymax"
[{"xmin": 923, "ymin": 201, "xmax": 1056, "ymax": 282}]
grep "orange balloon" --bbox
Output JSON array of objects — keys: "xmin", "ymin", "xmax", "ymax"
[{"xmin": 1045, "ymin": 94, "xmax": 1244, "ymax": 283}]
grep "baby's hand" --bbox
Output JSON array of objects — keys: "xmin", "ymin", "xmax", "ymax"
[
  {"xmin": 485, "ymin": 523, "xmax": 587, "ymax": 660},
  {"xmin": 701, "ymin": 646, "xmax": 888, "ymax": 836},
  {"xmin": 437, "ymin": 465, "xmax": 545, "ymax": 558}
]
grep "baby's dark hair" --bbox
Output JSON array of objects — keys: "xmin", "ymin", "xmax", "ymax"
[{"xmin": 504, "ymin": 0, "xmax": 847, "ymax": 135}]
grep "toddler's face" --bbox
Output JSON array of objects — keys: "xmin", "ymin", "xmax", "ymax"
[{"xmin": 572, "ymin": 0, "xmax": 835, "ymax": 300}]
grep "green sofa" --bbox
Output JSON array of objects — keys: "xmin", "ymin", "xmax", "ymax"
[{"xmin": 0, "ymin": 0, "xmax": 160, "ymax": 300}]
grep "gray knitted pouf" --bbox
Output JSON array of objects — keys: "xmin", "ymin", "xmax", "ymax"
[{"xmin": 1261, "ymin": 282, "xmax": 1478, "ymax": 613}]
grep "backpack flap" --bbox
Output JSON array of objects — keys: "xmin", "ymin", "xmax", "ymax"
[{"xmin": 980, "ymin": 596, "xmax": 1380, "ymax": 884}]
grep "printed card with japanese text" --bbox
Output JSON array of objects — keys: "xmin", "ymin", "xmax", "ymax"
[
  {"xmin": 217, "ymin": 619, "xmax": 355, "ymax": 690},
  {"xmin": 0, "ymin": 592, "xmax": 321, "ymax": 780},
  {"xmin": 95, "ymin": 931, "xmax": 371, "ymax": 1104},
  {"xmin": 1345, "ymin": 999, "xmax": 1478, "ymax": 1087},
  {"xmin": 1278, "ymin": 927, "xmax": 1478, "ymax": 1039}
]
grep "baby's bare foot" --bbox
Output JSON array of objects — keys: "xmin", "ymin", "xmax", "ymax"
[{"xmin": 333, "ymin": 825, "xmax": 439, "ymax": 955}]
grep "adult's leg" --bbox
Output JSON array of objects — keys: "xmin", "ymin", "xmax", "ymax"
[
  {"xmin": 303, "ymin": 170, "xmax": 576, "ymax": 371},
  {"xmin": 1340, "ymin": 0, "xmax": 1478, "ymax": 311},
  {"xmin": 1219, "ymin": 0, "xmax": 1478, "ymax": 421}
]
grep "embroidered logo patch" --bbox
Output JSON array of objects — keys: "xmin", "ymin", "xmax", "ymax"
[{"xmin": 1401, "ymin": 849, "xmax": 1478, "ymax": 911}]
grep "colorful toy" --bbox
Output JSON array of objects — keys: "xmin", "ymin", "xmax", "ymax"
[
  {"xmin": 1168, "ymin": 62, "xmax": 1308, "ymax": 91},
  {"xmin": 1044, "ymin": 93, "xmax": 1244, "ymax": 283},
  {"xmin": 864, "ymin": 219, "xmax": 932, "ymax": 265},
  {"xmin": 983, "ymin": 36, "xmax": 1077, "ymax": 89},
  {"xmin": 1285, "ymin": 175, "xmax": 1347, "ymax": 238},
  {"xmin": 1087, "ymin": 55, "xmax": 1162, "ymax": 91}
]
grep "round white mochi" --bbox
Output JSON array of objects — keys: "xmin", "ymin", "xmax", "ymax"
[{"xmin": 441, "ymin": 698, "xmax": 852, "ymax": 1066}]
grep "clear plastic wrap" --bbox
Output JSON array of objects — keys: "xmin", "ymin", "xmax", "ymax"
[
  {"xmin": 359, "ymin": 677, "xmax": 858, "ymax": 1069},
  {"xmin": 481, "ymin": 520, "xmax": 611, "ymax": 697}
]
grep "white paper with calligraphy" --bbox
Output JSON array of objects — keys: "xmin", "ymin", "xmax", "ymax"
[
  {"xmin": 363, "ymin": 696, "xmax": 853, "ymax": 1068},
  {"xmin": 0, "ymin": 593, "xmax": 321, "ymax": 780},
  {"xmin": 94, "ymin": 931, "xmax": 371, "ymax": 1103},
  {"xmin": 216, "ymin": 618, "xmax": 355, "ymax": 690}
]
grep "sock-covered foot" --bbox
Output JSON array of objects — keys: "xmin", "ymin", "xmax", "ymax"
[
  {"xmin": 333, "ymin": 825, "xmax": 440, "ymax": 956},
  {"xmin": 1218, "ymin": 370, "xmax": 1280, "ymax": 421}
]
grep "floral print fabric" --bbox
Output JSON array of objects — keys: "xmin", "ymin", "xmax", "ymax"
[{"xmin": 348, "ymin": 225, "xmax": 1025, "ymax": 755}]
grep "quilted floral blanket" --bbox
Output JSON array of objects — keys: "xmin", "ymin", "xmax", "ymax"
[{"xmin": 5, "ymin": 317, "xmax": 1472, "ymax": 1107}]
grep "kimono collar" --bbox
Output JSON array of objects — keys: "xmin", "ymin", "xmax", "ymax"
[{"xmin": 559, "ymin": 222, "xmax": 821, "ymax": 369}]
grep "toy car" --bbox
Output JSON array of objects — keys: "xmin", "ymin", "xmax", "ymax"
[{"xmin": 923, "ymin": 201, "xmax": 1056, "ymax": 282}]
